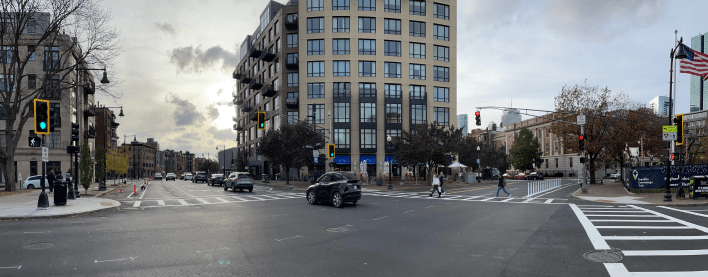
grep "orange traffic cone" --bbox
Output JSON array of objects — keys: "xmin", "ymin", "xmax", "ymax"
[{"xmin": 120, "ymin": 186, "xmax": 123, "ymax": 193}]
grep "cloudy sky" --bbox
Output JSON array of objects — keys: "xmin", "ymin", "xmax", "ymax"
[{"xmin": 94, "ymin": 0, "xmax": 708, "ymax": 156}]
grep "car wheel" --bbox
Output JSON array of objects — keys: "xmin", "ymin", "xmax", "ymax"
[
  {"xmin": 240, "ymin": 189, "xmax": 243, "ymax": 192},
  {"xmin": 307, "ymin": 190, "xmax": 318, "ymax": 205},
  {"xmin": 352, "ymin": 201, "xmax": 357, "ymax": 205},
  {"xmin": 232, "ymin": 185, "xmax": 236, "ymax": 192},
  {"xmin": 332, "ymin": 191, "xmax": 343, "ymax": 208},
  {"xmin": 248, "ymin": 188, "xmax": 253, "ymax": 192},
  {"xmin": 224, "ymin": 184, "xmax": 228, "ymax": 191},
  {"xmin": 28, "ymin": 184, "xmax": 35, "ymax": 189}
]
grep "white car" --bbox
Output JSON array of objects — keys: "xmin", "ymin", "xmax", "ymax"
[
  {"xmin": 184, "ymin": 173, "xmax": 193, "ymax": 181},
  {"xmin": 610, "ymin": 173, "xmax": 621, "ymax": 179},
  {"xmin": 23, "ymin": 175, "xmax": 51, "ymax": 189}
]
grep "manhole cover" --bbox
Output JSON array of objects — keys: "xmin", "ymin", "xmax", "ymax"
[
  {"xmin": 69, "ymin": 222, "xmax": 84, "ymax": 226},
  {"xmin": 584, "ymin": 250, "xmax": 623, "ymax": 263},
  {"xmin": 22, "ymin": 242, "xmax": 56, "ymax": 250}
]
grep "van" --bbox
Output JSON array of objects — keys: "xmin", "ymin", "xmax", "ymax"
[
  {"xmin": 154, "ymin": 173, "xmax": 163, "ymax": 180},
  {"xmin": 184, "ymin": 173, "xmax": 193, "ymax": 181}
]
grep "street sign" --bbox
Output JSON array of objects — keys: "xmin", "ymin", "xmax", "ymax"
[
  {"xmin": 313, "ymin": 150, "xmax": 319, "ymax": 157},
  {"xmin": 663, "ymin": 132, "xmax": 677, "ymax": 141},
  {"xmin": 663, "ymin": 126, "xmax": 677, "ymax": 132},
  {"xmin": 42, "ymin": 147, "xmax": 48, "ymax": 162},
  {"xmin": 477, "ymin": 159, "xmax": 480, "ymax": 164},
  {"xmin": 577, "ymin": 115, "xmax": 586, "ymax": 125},
  {"xmin": 28, "ymin": 137, "xmax": 41, "ymax": 147},
  {"xmin": 314, "ymin": 157, "xmax": 319, "ymax": 163}
]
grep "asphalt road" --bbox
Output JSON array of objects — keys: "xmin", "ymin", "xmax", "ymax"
[{"xmin": 1, "ymin": 179, "xmax": 707, "ymax": 276}]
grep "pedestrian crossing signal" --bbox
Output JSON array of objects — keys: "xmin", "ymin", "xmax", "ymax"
[
  {"xmin": 328, "ymin": 143, "xmax": 335, "ymax": 159},
  {"xmin": 33, "ymin": 99, "xmax": 50, "ymax": 135},
  {"xmin": 257, "ymin": 111, "xmax": 266, "ymax": 130}
]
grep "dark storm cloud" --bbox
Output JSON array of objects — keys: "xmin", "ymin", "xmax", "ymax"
[
  {"xmin": 154, "ymin": 22, "xmax": 176, "ymax": 36},
  {"xmin": 166, "ymin": 93, "xmax": 205, "ymax": 126},
  {"xmin": 207, "ymin": 104, "xmax": 219, "ymax": 120},
  {"xmin": 207, "ymin": 127, "xmax": 236, "ymax": 141},
  {"xmin": 168, "ymin": 45, "xmax": 239, "ymax": 72}
]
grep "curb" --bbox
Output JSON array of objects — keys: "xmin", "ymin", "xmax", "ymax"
[{"xmin": 570, "ymin": 188, "xmax": 708, "ymax": 207}]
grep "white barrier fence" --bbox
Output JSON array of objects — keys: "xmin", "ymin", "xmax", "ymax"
[{"xmin": 526, "ymin": 179, "xmax": 561, "ymax": 197}]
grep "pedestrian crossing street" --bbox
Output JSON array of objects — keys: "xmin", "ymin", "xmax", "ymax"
[
  {"xmin": 570, "ymin": 204, "xmax": 708, "ymax": 276},
  {"xmin": 126, "ymin": 192, "xmax": 303, "ymax": 208},
  {"xmin": 362, "ymin": 190, "xmax": 569, "ymax": 205}
]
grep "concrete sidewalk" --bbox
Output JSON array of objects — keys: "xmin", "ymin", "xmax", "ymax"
[
  {"xmin": 0, "ymin": 182, "xmax": 122, "ymax": 220},
  {"xmin": 571, "ymin": 180, "xmax": 708, "ymax": 206}
]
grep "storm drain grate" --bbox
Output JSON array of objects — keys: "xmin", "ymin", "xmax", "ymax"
[
  {"xmin": 584, "ymin": 250, "xmax": 623, "ymax": 263},
  {"xmin": 22, "ymin": 242, "xmax": 56, "ymax": 250},
  {"xmin": 68, "ymin": 222, "xmax": 85, "ymax": 226}
]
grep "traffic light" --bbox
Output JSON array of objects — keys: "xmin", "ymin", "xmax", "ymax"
[
  {"xmin": 328, "ymin": 143, "xmax": 335, "ymax": 159},
  {"xmin": 33, "ymin": 99, "xmax": 50, "ymax": 135},
  {"xmin": 578, "ymin": 135, "xmax": 584, "ymax": 151},
  {"xmin": 475, "ymin": 111, "xmax": 481, "ymax": 126},
  {"xmin": 71, "ymin": 123, "xmax": 79, "ymax": 144},
  {"xmin": 674, "ymin": 114, "xmax": 684, "ymax": 146},
  {"xmin": 671, "ymin": 154, "xmax": 675, "ymax": 161},
  {"xmin": 580, "ymin": 157, "xmax": 586, "ymax": 163},
  {"xmin": 257, "ymin": 111, "xmax": 266, "ymax": 130}
]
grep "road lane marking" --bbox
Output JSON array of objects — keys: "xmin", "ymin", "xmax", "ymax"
[
  {"xmin": 139, "ymin": 184, "xmax": 148, "ymax": 199},
  {"xmin": 582, "ymin": 211, "xmax": 649, "ymax": 213},
  {"xmin": 230, "ymin": 196, "xmax": 251, "ymax": 201},
  {"xmin": 248, "ymin": 196, "xmax": 268, "ymax": 201},
  {"xmin": 24, "ymin": 231, "xmax": 50, "ymax": 234},
  {"xmin": 214, "ymin": 197, "xmax": 229, "ymax": 203},
  {"xmin": 544, "ymin": 199, "xmax": 554, "ymax": 204},
  {"xmin": 196, "ymin": 247, "xmax": 229, "ymax": 253},
  {"xmin": 96, "ymin": 227, "xmax": 122, "ymax": 231},
  {"xmin": 373, "ymin": 216, "xmax": 389, "ymax": 220},
  {"xmin": 157, "ymin": 200, "xmax": 165, "ymax": 206},
  {"xmin": 585, "ymin": 214, "xmax": 660, "ymax": 217},
  {"xmin": 589, "ymin": 219, "xmax": 672, "ymax": 222},
  {"xmin": 312, "ymin": 209, "xmax": 326, "ymax": 212},
  {"xmin": 659, "ymin": 206, "xmax": 708, "ymax": 219},
  {"xmin": 568, "ymin": 204, "xmax": 611, "ymax": 250},
  {"xmin": 0, "ymin": 266, "xmax": 21, "ymax": 269},
  {"xmin": 629, "ymin": 205, "xmax": 708, "ymax": 233},
  {"xmin": 171, "ymin": 182, "xmax": 195, "ymax": 197},
  {"xmin": 500, "ymin": 198, "xmax": 514, "ymax": 202},
  {"xmin": 177, "ymin": 199, "xmax": 189, "ymax": 205},
  {"xmin": 622, "ymin": 249, "xmax": 708, "ymax": 256},
  {"xmin": 133, "ymin": 201, "xmax": 141, "ymax": 208},
  {"xmin": 604, "ymin": 263, "xmax": 708, "ymax": 277},
  {"xmin": 196, "ymin": 198, "xmax": 210, "ymax": 204},
  {"xmin": 480, "ymin": 198, "xmax": 495, "ymax": 201},
  {"xmin": 275, "ymin": 235, "xmax": 302, "ymax": 242},
  {"xmin": 522, "ymin": 198, "xmax": 536, "ymax": 203},
  {"xmin": 595, "ymin": 226, "xmax": 691, "ymax": 229},
  {"xmin": 95, "ymin": 257, "xmax": 136, "ymax": 263},
  {"xmin": 603, "ymin": 235, "xmax": 708, "ymax": 240},
  {"xmin": 403, "ymin": 210, "xmax": 414, "ymax": 213}
]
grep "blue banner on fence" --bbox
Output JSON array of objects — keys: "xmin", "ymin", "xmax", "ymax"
[{"xmin": 627, "ymin": 165, "xmax": 708, "ymax": 189}]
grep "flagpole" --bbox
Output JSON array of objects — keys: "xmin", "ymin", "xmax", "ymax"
[{"xmin": 672, "ymin": 30, "xmax": 678, "ymax": 166}]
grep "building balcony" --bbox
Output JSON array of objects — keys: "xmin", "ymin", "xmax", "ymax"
[
  {"xmin": 85, "ymin": 128, "xmax": 96, "ymax": 138},
  {"xmin": 285, "ymin": 55, "xmax": 298, "ymax": 69},
  {"xmin": 240, "ymin": 74, "xmax": 252, "ymax": 84},
  {"xmin": 234, "ymin": 123, "xmax": 244, "ymax": 131},
  {"xmin": 260, "ymin": 48, "xmax": 275, "ymax": 62},
  {"xmin": 83, "ymin": 106, "xmax": 96, "ymax": 117},
  {"xmin": 233, "ymin": 98, "xmax": 244, "ymax": 105},
  {"xmin": 233, "ymin": 70, "xmax": 242, "ymax": 80},
  {"xmin": 249, "ymin": 46, "xmax": 262, "ymax": 59},
  {"xmin": 262, "ymin": 85, "xmax": 277, "ymax": 97},
  {"xmin": 249, "ymin": 78, "xmax": 263, "ymax": 90},
  {"xmin": 241, "ymin": 103, "xmax": 253, "ymax": 112},
  {"xmin": 286, "ymin": 97, "xmax": 298, "ymax": 108},
  {"xmin": 285, "ymin": 14, "xmax": 298, "ymax": 30},
  {"xmin": 249, "ymin": 112, "xmax": 258, "ymax": 121}
]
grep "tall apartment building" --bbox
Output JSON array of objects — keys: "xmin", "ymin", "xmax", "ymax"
[
  {"xmin": 501, "ymin": 108, "xmax": 521, "ymax": 127},
  {"xmin": 649, "ymin": 95, "xmax": 670, "ymax": 116},
  {"xmin": 690, "ymin": 32, "xmax": 707, "ymax": 112},
  {"xmin": 123, "ymin": 137, "xmax": 157, "ymax": 179},
  {"xmin": 233, "ymin": 0, "xmax": 457, "ymax": 179},
  {"xmin": 457, "ymin": 114, "xmax": 467, "ymax": 135}
]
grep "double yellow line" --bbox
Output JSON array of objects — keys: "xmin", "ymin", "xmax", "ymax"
[{"xmin": 445, "ymin": 185, "xmax": 498, "ymax": 195}]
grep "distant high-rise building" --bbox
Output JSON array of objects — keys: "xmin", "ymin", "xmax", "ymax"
[
  {"xmin": 689, "ymin": 32, "xmax": 707, "ymax": 112},
  {"xmin": 458, "ymin": 114, "xmax": 468, "ymax": 135},
  {"xmin": 649, "ymin": 96, "xmax": 670, "ymax": 116},
  {"xmin": 501, "ymin": 108, "xmax": 521, "ymax": 127}
]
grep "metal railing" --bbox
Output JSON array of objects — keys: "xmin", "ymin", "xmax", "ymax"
[{"xmin": 526, "ymin": 179, "xmax": 562, "ymax": 197}]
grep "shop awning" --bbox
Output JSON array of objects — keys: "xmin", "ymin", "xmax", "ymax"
[
  {"xmin": 334, "ymin": 155, "xmax": 350, "ymax": 165},
  {"xmin": 360, "ymin": 155, "xmax": 376, "ymax": 164}
]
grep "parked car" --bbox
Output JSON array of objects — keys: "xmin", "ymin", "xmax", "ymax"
[
  {"xmin": 306, "ymin": 171, "xmax": 361, "ymax": 208},
  {"xmin": 481, "ymin": 168, "xmax": 501, "ymax": 180},
  {"xmin": 515, "ymin": 172, "xmax": 527, "ymax": 180},
  {"xmin": 22, "ymin": 175, "xmax": 50, "ymax": 189},
  {"xmin": 610, "ymin": 173, "xmax": 621, "ymax": 179},
  {"xmin": 165, "ymin": 173, "xmax": 176, "ymax": 181},
  {"xmin": 193, "ymin": 172, "xmax": 208, "ymax": 183},
  {"xmin": 225, "ymin": 173, "xmax": 253, "ymax": 192},
  {"xmin": 502, "ymin": 173, "xmax": 510, "ymax": 179},
  {"xmin": 209, "ymin": 174, "xmax": 225, "ymax": 186},
  {"xmin": 224, "ymin": 172, "xmax": 251, "ymax": 191},
  {"xmin": 184, "ymin": 173, "xmax": 193, "ymax": 181},
  {"xmin": 154, "ymin": 173, "xmax": 163, "ymax": 180},
  {"xmin": 527, "ymin": 172, "xmax": 544, "ymax": 180}
]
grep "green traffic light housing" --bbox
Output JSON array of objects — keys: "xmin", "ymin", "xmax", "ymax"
[
  {"xmin": 257, "ymin": 111, "xmax": 266, "ymax": 130},
  {"xmin": 328, "ymin": 143, "xmax": 335, "ymax": 158},
  {"xmin": 33, "ymin": 99, "xmax": 50, "ymax": 135}
]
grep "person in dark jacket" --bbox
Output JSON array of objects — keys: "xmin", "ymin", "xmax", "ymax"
[
  {"xmin": 47, "ymin": 170, "xmax": 56, "ymax": 193},
  {"xmin": 439, "ymin": 171, "xmax": 445, "ymax": 197},
  {"xmin": 496, "ymin": 174, "xmax": 511, "ymax": 197}
]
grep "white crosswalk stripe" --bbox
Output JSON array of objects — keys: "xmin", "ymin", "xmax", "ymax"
[
  {"xmin": 570, "ymin": 204, "xmax": 708, "ymax": 277},
  {"xmin": 124, "ymin": 192, "xmax": 302, "ymax": 208},
  {"xmin": 361, "ymin": 191, "xmax": 567, "ymax": 204}
]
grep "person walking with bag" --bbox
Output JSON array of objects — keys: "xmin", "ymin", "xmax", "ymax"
[
  {"xmin": 47, "ymin": 170, "xmax": 56, "ymax": 193},
  {"xmin": 439, "ymin": 171, "xmax": 445, "ymax": 197},
  {"xmin": 430, "ymin": 172, "xmax": 442, "ymax": 197},
  {"xmin": 496, "ymin": 174, "xmax": 511, "ymax": 198}
]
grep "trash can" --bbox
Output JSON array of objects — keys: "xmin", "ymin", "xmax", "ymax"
[
  {"xmin": 262, "ymin": 174, "xmax": 270, "ymax": 183},
  {"xmin": 53, "ymin": 181, "xmax": 67, "ymax": 206}
]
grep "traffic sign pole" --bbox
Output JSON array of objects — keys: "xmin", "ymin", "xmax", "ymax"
[{"xmin": 578, "ymin": 115, "xmax": 587, "ymax": 193}]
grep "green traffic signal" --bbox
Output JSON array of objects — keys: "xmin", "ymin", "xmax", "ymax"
[{"xmin": 40, "ymin": 122, "xmax": 46, "ymax": 129}]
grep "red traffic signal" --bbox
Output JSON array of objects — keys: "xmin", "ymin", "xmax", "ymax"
[
  {"xmin": 474, "ymin": 111, "xmax": 480, "ymax": 117},
  {"xmin": 579, "ymin": 135, "xmax": 583, "ymax": 140}
]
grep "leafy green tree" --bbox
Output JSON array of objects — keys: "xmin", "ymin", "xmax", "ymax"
[
  {"xmin": 395, "ymin": 123, "xmax": 464, "ymax": 185},
  {"xmin": 257, "ymin": 123, "xmax": 324, "ymax": 184},
  {"xmin": 107, "ymin": 147, "xmax": 129, "ymax": 185},
  {"xmin": 79, "ymin": 138, "xmax": 93, "ymax": 194},
  {"xmin": 459, "ymin": 136, "xmax": 510, "ymax": 173},
  {"xmin": 95, "ymin": 145, "xmax": 105, "ymax": 186},
  {"xmin": 508, "ymin": 128, "xmax": 543, "ymax": 172}
]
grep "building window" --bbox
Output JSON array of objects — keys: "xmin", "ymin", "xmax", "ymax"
[
  {"xmin": 384, "ymin": 40, "xmax": 401, "ymax": 56},
  {"xmin": 333, "ymin": 60, "xmax": 351, "ymax": 76},
  {"xmin": 410, "ymin": 85, "xmax": 426, "ymax": 99},
  {"xmin": 409, "ymin": 42, "xmax": 426, "ymax": 59},
  {"xmin": 0, "ymin": 46, "xmax": 13, "ymax": 64},
  {"xmin": 287, "ymin": 111, "xmax": 298, "ymax": 124},
  {"xmin": 333, "ymin": 0, "xmax": 349, "ymax": 10},
  {"xmin": 545, "ymin": 159, "xmax": 549, "ymax": 168},
  {"xmin": 286, "ymin": 34, "xmax": 298, "ymax": 48},
  {"xmin": 358, "ymin": 17, "xmax": 375, "ymax": 33},
  {"xmin": 361, "ymin": 129, "xmax": 376, "ymax": 149},
  {"xmin": 384, "ymin": 18, "xmax": 401, "ymax": 35},
  {"xmin": 410, "ymin": 0, "xmax": 426, "ymax": 15},
  {"xmin": 434, "ymin": 107, "xmax": 449, "ymax": 126},
  {"xmin": 47, "ymin": 130, "xmax": 61, "ymax": 148},
  {"xmin": 434, "ymin": 87, "xmax": 449, "ymax": 102},
  {"xmin": 569, "ymin": 157, "xmax": 573, "ymax": 168},
  {"xmin": 384, "ymin": 62, "xmax": 401, "ymax": 78},
  {"xmin": 411, "ymin": 104, "xmax": 427, "ymax": 124},
  {"xmin": 334, "ymin": 129, "xmax": 351, "ymax": 148},
  {"xmin": 28, "ymin": 74, "xmax": 36, "ymax": 89},
  {"xmin": 307, "ymin": 0, "xmax": 324, "ymax": 11},
  {"xmin": 386, "ymin": 103, "xmax": 402, "ymax": 123},
  {"xmin": 27, "ymin": 46, "xmax": 35, "ymax": 61},
  {"xmin": 358, "ymin": 0, "xmax": 375, "ymax": 11},
  {"xmin": 333, "ymin": 82, "xmax": 351, "ymax": 97},
  {"xmin": 307, "ymin": 61, "xmax": 325, "ymax": 77},
  {"xmin": 433, "ymin": 66, "xmax": 449, "ymax": 82},
  {"xmin": 307, "ymin": 17, "xmax": 324, "ymax": 33},
  {"xmin": 287, "ymin": 73, "xmax": 298, "ymax": 87},
  {"xmin": 384, "ymin": 0, "xmax": 401, "ymax": 13},
  {"xmin": 434, "ymin": 24, "xmax": 450, "ymax": 41},
  {"xmin": 307, "ymin": 83, "xmax": 325, "ymax": 98},
  {"xmin": 30, "ymin": 161, "xmax": 37, "ymax": 176},
  {"xmin": 359, "ymin": 83, "xmax": 376, "ymax": 97},
  {"xmin": 274, "ymin": 20, "xmax": 279, "ymax": 35},
  {"xmin": 385, "ymin": 84, "xmax": 401, "ymax": 98},
  {"xmin": 332, "ymin": 38, "xmax": 350, "ymax": 55},
  {"xmin": 555, "ymin": 158, "xmax": 558, "ymax": 168},
  {"xmin": 274, "ymin": 96, "xmax": 280, "ymax": 110},
  {"xmin": 0, "ymin": 74, "xmax": 13, "ymax": 92},
  {"xmin": 434, "ymin": 3, "xmax": 450, "ymax": 19},
  {"xmin": 43, "ymin": 46, "xmax": 59, "ymax": 71},
  {"xmin": 358, "ymin": 39, "xmax": 376, "ymax": 55},
  {"xmin": 307, "ymin": 39, "xmax": 324, "ymax": 55},
  {"xmin": 308, "ymin": 104, "xmax": 325, "ymax": 124},
  {"xmin": 409, "ymin": 64, "xmax": 425, "ymax": 79},
  {"xmin": 332, "ymin": 16, "xmax": 350, "ymax": 32},
  {"xmin": 409, "ymin": 21, "xmax": 425, "ymax": 37},
  {"xmin": 359, "ymin": 61, "xmax": 376, "ymax": 77},
  {"xmin": 434, "ymin": 45, "xmax": 449, "ymax": 61},
  {"xmin": 334, "ymin": 103, "xmax": 350, "ymax": 123},
  {"xmin": 272, "ymin": 78, "xmax": 279, "ymax": 91}
]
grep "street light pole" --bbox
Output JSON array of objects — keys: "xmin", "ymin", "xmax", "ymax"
[
  {"xmin": 477, "ymin": 145, "xmax": 481, "ymax": 183},
  {"xmin": 387, "ymin": 135, "xmax": 392, "ymax": 190},
  {"xmin": 664, "ymin": 35, "xmax": 688, "ymax": 202}
]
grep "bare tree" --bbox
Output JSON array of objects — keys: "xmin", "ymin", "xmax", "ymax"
[{"xmin": 0, "ymin": 0, "xmax": 120, "ymax": 191}]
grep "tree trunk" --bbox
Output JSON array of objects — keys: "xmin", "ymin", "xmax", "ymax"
[{"xmin": 3, "ymin": 153, "xmax": 17, "ymax": 192}]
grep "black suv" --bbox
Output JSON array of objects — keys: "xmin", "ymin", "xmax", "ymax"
[
  {"xmin": 209, "ymin": 174, "xmax": 225, "ymax": 186},
  {"xmin": 193, "ymin": 172, "xmax": 208, "ymax": 183},
  {"xmin": 306, "ymin": 171, "xmax": 361, "ymax": 208}
]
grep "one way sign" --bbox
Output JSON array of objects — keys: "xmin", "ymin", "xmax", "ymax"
[{"xmin": 28, "ymin": 137, "xmax": 41, "ymax": 147}]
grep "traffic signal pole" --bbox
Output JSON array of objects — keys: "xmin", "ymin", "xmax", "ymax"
[{"xmin": 581, "ymin": 125, "xmax": 587, "ymax": 193}]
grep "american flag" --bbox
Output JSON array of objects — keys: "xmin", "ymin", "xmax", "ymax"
[{"xmin": 679, "ymin": 43, "xmax": 708, "ymax": 81}]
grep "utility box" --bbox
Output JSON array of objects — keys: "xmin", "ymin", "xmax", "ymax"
[
  {"xmin": 690, "ymin": 176, "xmax": 708, "ymax": 199},
  {"xmin": 465, "ymin": 173, "xmax": 477, "ymax": 184}
]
